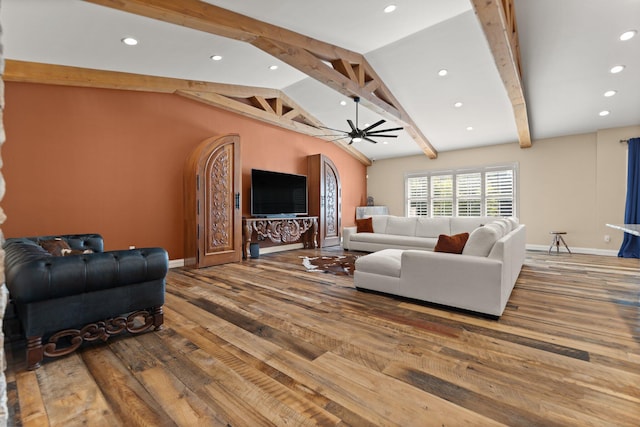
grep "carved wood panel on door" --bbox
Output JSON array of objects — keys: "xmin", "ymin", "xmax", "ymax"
[
  {"xmin": 184, "ymin": 134, "xmax": 241, "ymax": 267},
  {"xmin": 308, "ymin": 154, "xmax": 341, "ymax": 247}
]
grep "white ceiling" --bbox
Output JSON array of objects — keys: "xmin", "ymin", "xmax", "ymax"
[{"xmin": 2, "ymin": 0, "xmax": 639, "ymax": 160}]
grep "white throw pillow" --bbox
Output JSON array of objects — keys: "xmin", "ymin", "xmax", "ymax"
[
  {"xmin": 486, "ymin": 222, "xmax": 505, "ymax": 238},
  {"xmin": 506, "ymin": 217, "xmax": 519, "ymax": 230},
  {"xmin": 462, "ymin": 226, "xmax": 501, "ymax": 257},
  {"xmin": 496, "ymin": 218, "xmax": 512, "ymax": 233}
]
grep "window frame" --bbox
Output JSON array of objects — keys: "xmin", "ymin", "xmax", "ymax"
[{"xmin": 404, "ymin": 162, "xmax": 518, "ymax": 218}]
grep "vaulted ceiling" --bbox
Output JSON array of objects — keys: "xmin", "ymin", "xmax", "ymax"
[{"xmin": 2, "ymin": 0, "xmax": 639, "ymax": 165}]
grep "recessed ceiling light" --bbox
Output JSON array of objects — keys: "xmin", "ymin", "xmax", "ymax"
[
  {"xmin": 599, "ymin": 110, "xmax": 610, "ymax": 117},
  {"xmin": 382, "ymin": 141, "xmax": 389, "ymax": 145},
  {"xmin": 604, "ymin": 90, "xmax": 617, "ymax": 97},
  {"xmin": 121, "ymin": 37, "xmax": 138, "ymax": 46},
  {"xmin": 269, "ymin": 65, "xmax": 279, "ymax": 70},
  {"xmin": 620, "ymin": 30, "xmax": 637, "ymax": 41},
  {"xmin": 454, "ymin": 102, "xmax": 463, "ymax": 108},
  {"xmin": 438, "ymin": 69, "xmax": 448, "ymax": 77},
  {"xmin": 610, "ymin": 65, "xmax": 625, "ymax": 74},
  {"xmin": 210, "ymin": 55, "xmax": 223, "ymax": 61},
  {"xmin": 466, "ymin": 126, "xmax": 474, "ymax": 131},
  {"xmin": 384, "ymin": 5, "xmax": 397, "ymax": 13},
  {"xmin": 340, "ymin": 100, "xmax": 348, "ymax": 106}
]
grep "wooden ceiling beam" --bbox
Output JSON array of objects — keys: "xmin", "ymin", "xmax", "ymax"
[
  {"xmin": 471, "ymin": 0, "xmax": 532, "ymax": 148},
  {"xmin": 4, "ymin": 59, "xmax": 371, "ymax": 166},
  {"xmin": 83, "ymin": 0, "xmax": 438, "ymax": 158}
]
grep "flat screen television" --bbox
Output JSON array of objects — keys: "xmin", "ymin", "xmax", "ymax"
[{"xmin": 251, "ymin": 169, "xmax": 308, "ymax": 217}]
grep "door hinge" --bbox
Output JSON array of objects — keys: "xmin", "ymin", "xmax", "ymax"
[{"xmin": 235, "ymin": 193, "xmax": 240, "ymax": 209}]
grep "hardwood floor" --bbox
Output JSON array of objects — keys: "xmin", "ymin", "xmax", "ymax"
[{"xmin": 4, "ymin": 249, "xmax": 640, "ymax": 426}]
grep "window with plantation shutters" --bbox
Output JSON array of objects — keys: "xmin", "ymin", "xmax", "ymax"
[
  {"xmin": 405, "ymin": 163, "xmax": 517, "ymax": 218},
  {"xmin": 407, "ymin": 176, "xmax": 429, "ymax": 217},
  {"xmin": 486, "ymin": 169, "xmax": 514, "ymax": 216},
  {"xmin": 431, "ymin": 175, "xmax": 453, "ymax": 217},
  {"xmin": 456, "ymin": 172, "xmax": 481, "ymax": 216}
]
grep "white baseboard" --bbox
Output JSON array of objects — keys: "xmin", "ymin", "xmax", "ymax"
[
  {"xmin": 169, "ymin": 259, "xmax": 185, "ymax": 269},
  {"xmin": 259, "ymin": 243, "xmax": 304, "ymax": 255},
  {"xmin": 526, "ymin": 244, "xmax": 619, "ymax": 257}
]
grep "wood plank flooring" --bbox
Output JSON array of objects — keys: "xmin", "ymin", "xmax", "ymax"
[{"xmin": 4, "ymin": 249, "xmax": 640, "ymax": 426}]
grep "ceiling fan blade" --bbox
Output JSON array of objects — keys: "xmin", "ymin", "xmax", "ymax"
[
  {"xmin": 362, "ymin": 119, "xmax": 386, "ymax": 132},
  {"xmin": 347, "ymin": 119, "xmax": 357, "ymax": 132},
  {"xmin": 364, "ymin": 134, "xmax": 398, "ymax": 138},
  {"xmin": 366, "ymin": 127, "xmax": 404, "ymax": 134},
  {"xmin": 316, "ymin": 125, "xmax": 350, "ymax": 133},
  {"xmin": 363, "ymin": 137, "xmax": 378, "ymax": 144},
  {"xmin": 328, "ymin": 135, "xmax": 349, "ymax": 142}
]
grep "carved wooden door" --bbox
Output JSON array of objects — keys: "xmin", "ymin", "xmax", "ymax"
[
  {"xmin": 184, "ymin": 134, "xmax": 241, "ymax": 267},
  {"xmin": 308, "ymin": 154, "xmax": 341, "ymax": 247}
]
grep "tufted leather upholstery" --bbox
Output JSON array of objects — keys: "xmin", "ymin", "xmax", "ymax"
[
  {"xmin": 3, "ymin": 234, "xmax": 168, "ymax": 368},
  {"xmin": 5, "ymin": 236, "xmax": 167, "ymax": 304}
]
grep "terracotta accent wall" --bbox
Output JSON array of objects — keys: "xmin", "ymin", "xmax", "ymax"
[{"xmin": 2, "ymin": 82, "xmax": 367, "ymax": 259}]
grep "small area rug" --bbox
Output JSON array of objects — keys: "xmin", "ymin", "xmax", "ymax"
[{"xmin": 301, "ymin": 254, "xmax": 359, "ymax": 276}]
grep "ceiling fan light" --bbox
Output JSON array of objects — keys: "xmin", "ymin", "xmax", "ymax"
[
  {"xmin": 352, "ymin": 137, "xmax": 363, "ymax": 143},
  {"xmin": 610, "ymin": 65, "xmax": 625, "ymax": 74},
  {"xmin": 620, "ymin": 30, "xmax": 637, "ymax": 41},
  {"xmin": 121, "ymin": 37, "xmax": 138, "ymax": 46}
]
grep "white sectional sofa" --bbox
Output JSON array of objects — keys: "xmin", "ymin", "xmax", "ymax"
[
  {"xmin": 350, "ymin": 215, "xmax": 526, "ymax": 317},
  {"xmin": 344, "ymin": 215, "xmax": 497, "ymax": 252}
]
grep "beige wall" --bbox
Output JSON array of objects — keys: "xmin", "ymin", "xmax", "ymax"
[{"xmin": 367, "ymin": 125, "xmax": 640, "ymax": 253}]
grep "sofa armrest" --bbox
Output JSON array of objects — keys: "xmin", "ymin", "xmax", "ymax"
[
  {"xmin": 342, "ymin": 226, "xmax": 357, "ymax": 249},
  {"xmin": 6, "ymin": 247, "xmax": 168, "ymax": 304},
  {"xmin": 400, "ymin": 250, "xmax": 506, "ymax": 316}
]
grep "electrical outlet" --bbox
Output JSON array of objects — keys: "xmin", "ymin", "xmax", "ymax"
[{"xmin": 604, "ymin": 235, "xmax": 611, "ymax": 243}]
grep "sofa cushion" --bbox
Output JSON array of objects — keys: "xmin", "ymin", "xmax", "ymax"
[
  {"xmin": 415, "ymin": 217, "xmax": 450, "ymax": 238},
  {"xmin": 355, "ymin": 217, "xmax": 374, "ymax": 233},
  {"xmin": 495, "ymin": 218, "xmax": 512, "ymax": 233},
  {"xmin": 350, "ymin": 233, "xmax": 437, "ymax": 249},
  {"xmin": 355, "ymin": 249, "xmax": 403, "ymax": 278},
  {"xmin": 39, "ymin": 238, "xmax": 71, "ymax": 256},
  {"xmin": 385, "ymin": 216, "xmax": 417, "ymax": 236},
  {"xmin": 434, "ymin": 232, "xmax": 469, "ymax": 254},
  {"xmin": 506, "ymin": 217, "xmax": 519, "ymax": 230},
  {"xmin": 462, "ymin": 226, "xmax": 501, "ymax": 257},
  {"xmin": 371, "ymin": 215, "xmax": 389, "ymax": 234},
  {"xmin": 450, "ymin": 217, "xmax": 491, "ymax": 235}
]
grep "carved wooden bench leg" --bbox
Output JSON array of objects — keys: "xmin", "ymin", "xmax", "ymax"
[
  {"xmin": 27, "ymin": 336, "xmax": 44, "ymax": 371},
  {"xmin": 152, "ymin": 305, "xmax": 164, "ymax": 331}
]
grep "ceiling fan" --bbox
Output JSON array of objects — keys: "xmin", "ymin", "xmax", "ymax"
[{"xmin": 316, "ymin": 97, "xmax": 403, "ymax": 145}]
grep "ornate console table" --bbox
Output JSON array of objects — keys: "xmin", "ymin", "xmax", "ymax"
[{"xmin": 242, "ymin": 217, "xmax": 318, "ymax": 258}]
